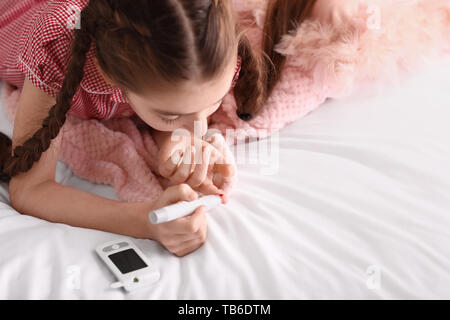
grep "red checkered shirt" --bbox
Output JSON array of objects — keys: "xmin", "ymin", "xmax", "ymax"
[{"xmin": 0, "ymin": 0, "xmax": 242, "ymax": 120}]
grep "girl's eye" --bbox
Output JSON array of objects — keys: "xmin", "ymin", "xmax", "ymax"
[{"xmin": 160, "ymin": 116, "xmax": 181, "ymax": 124}]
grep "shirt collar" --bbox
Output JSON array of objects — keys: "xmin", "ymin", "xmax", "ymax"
[{"xmin": 80, "ymin": 43, "xmax": 128, "ymax": 103}]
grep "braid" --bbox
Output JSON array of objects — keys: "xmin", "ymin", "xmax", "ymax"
[
  {"xmin": 233, "ymin": 35, "xmax": 270, "ymax": 121},
  {"xmin": 0, "ymin": 132, "xmax": 12, "ymax": 182},
  {"xmin": 233, "ymin": 0, "xmax": 317, "ymax": 121},
  {"xmin": 0, "ymin": 8, "xmax": 93, "ymax": 181},
  {"xmin": 262, "ymin": 0, "xmax": 316, "ymax": 99}
]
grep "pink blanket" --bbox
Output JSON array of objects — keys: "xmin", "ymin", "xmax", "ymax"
[
  {"xmin": 2, "ymin": 83, "xmax": 167, "ymax": 202},
  {"xmin": 2, "ymin": 0, "xmax": 449, "ymax": 202}
]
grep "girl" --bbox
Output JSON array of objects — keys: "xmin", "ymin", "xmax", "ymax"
[
  {"xmin": 1, "ymin": 0, "xmax": 448, "ymax": 258},
  {"xmin": 0, "ymin": 0, "xmax": 319, "ymax": 257}
]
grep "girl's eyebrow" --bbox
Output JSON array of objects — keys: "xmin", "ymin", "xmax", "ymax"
[{"xmin": 155, "ymin": 84, "xmax": 232, "ymax": 116}]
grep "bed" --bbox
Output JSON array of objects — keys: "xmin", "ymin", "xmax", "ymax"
[{"xmin": 0, "ymin": 56, "xmax": 449, "ymax": 300}]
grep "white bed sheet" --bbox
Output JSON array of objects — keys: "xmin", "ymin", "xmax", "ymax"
[{"xmin": 0, "ymin": 57, "xmax": 449, "ymax": 300}]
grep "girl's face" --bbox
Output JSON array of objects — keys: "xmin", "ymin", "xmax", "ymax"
[{"xmin": 122, "ymin": 54, "xmax": 239, "ymax": 136}]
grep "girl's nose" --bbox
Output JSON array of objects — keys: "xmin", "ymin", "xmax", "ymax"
[{"xmin": 186, "ymin": 115, "xmax": 208, "ymax": 137}]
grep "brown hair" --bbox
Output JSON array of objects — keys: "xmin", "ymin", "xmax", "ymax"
[{"xmin": 0, "ymin": 0, "xmax": 316, "ymax": 182}]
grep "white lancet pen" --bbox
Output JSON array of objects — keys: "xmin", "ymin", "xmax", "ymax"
[{"xmin": 149, "ymin": 194, "xmax": 227, "ymax": 224}]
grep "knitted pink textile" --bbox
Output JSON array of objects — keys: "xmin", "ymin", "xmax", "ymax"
[{"xmin": 2, "ymin": 0, "xmax": 450, "ymax": 202}]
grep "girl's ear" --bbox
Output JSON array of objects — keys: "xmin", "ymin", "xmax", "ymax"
[{"xmin": 94, "ymin": 57, "xmax": 117, "ymax": 86}]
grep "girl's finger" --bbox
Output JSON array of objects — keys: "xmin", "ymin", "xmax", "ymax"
[
  {"xmin": 157, "ymin": 183, "xmax": 198, "ymax": 207},
  {"xmin": 169, "ymin": 205, "xmax": 206, "ymax": 234},
  {"xmin": 206, "ymin": 134, "xmax": 236, "ymax": 176},
  {"xmin": 173, "ymin": 238, "xmax": 204, "ymax": 257},
  {"xmin": 214, "ymin": 163, "xmax": 236, "ymax": 178},
  {"xmin": 186, "ymin": 144, "xmax": 214, "ymax": 187},
  {"xmin": 173, "ymin": 225, "xmax": 205, "ymax": 242},
  {"xmin": 160, "ymin": 149, "xmax": 183, "ymax": 177},
  {"xmin": 168, "ymin": 232, "xmax": 199, "ymax": 244},
  {"xmin": 207, "ymin": 148, "xmax": 235, "ymax": 179},
  {"xmin": 198, "ymin": 181, "xmax": 222, "ymax": 196},
  {"xmin": 170, "ymin": 145, "xmax": 194, "ymax": 184},
  {"xmin": 173, "ymin": 226, "xmax": 208, "ymax": 256}
]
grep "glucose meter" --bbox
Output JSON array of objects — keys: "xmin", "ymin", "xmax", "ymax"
[{"xmin": 95, "ymin": 238, "xmax": 160, "ymax": 292}]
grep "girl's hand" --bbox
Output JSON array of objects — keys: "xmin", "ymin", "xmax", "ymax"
[
  {"xmin": 148, "ymin": 184, "xmax": 208, "ymax": 257},
  {"xmin": 157, "ymin": 133, "xmax": 236, "ymax": 195}
]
